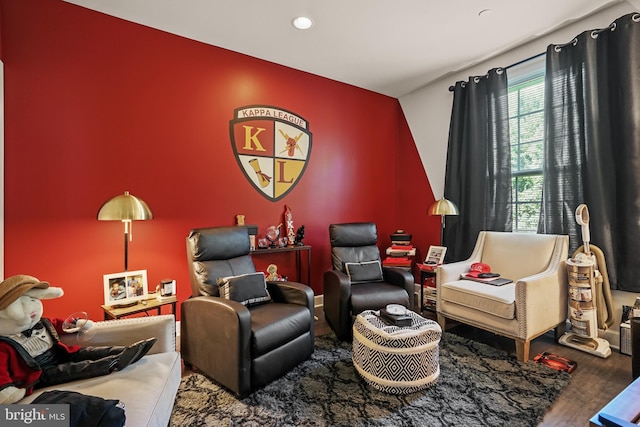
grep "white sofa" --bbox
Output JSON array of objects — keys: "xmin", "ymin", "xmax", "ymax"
[
  {"xmin": 20, "ymin": 314, "xmax": 181, "ymax": 427},
  {"xmin": 437, "ymin": 231, "xmax": 569, "ymax": 362}
]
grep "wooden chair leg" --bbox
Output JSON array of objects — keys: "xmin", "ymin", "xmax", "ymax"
[
  {"xmin": 515, "ymin": 339, "xmax": 530, "ymax": 362},
  {"xmin": 437, "ymin": 313, "xmax": 447, "ymax": 331}
]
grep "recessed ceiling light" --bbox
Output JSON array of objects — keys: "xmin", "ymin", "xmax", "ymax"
[
  {"xmin": 292, "ymin": 16, "xmax": 313, "ymax": 30},
  {"xmin": 478, "ymin": 9, "xmax": 492, "ymax": 17}
]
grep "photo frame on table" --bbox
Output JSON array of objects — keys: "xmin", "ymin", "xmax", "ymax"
[
  {"xmin": 425, "ymin": 246, "xmax": 447, "ymax": 265},
  {"xmin": 103, "ymin": 269, "xmax": 148, "ymax": 306}
]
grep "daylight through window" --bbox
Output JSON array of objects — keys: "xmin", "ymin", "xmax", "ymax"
[{"xmin": 507, "ymin": 56, "xmax": 545, "ymax": 232}]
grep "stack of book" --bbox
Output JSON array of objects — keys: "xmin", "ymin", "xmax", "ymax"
[
  {"xmin": 382, "ymin": 230, "xmax": 415, "ymax": 270},
  {"xmin": 390, "ymin": 230, "xmax": 412, "ymax": 246},
  {"xmin": 383, "ymin": 245, "xmax": 416, "ymax": 269}
]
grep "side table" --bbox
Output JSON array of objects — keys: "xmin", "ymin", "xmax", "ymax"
[
  {"xmin": 102, "ymin": 295, "xmax": 177, "ymax": 321},
  {"xmin": 251, "ymin": 245, "xmax": 311, "ymax": 286},
  {"xmin": 417, "ymin": 263, "xmax": 438, "ymax": 313}
]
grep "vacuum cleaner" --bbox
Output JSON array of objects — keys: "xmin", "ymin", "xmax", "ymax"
[{"xmin": 559, "ymin": 204, "xmax": 613, "ymax": 358}]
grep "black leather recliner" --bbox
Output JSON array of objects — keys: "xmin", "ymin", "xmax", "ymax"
[
  {"xmin": 323, "ymin": 222, "xmax": 414, "ymax": 341},
  {"xmin": 181, "ymin": 226, "xmax": 315, "ymax": 397}
]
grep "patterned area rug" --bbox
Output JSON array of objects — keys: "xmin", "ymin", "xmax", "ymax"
[{"xmin": 171, "ymin": 333, "xmax": 570, "ymax": 426}]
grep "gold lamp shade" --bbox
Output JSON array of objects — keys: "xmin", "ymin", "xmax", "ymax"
[
  {"xmin": 97, "ymin": 191, "xmax": 153, "ymax": 221},
  {"xmin": 428, "ymin": 197, "xmax": 459, "ymax": 216},
  {"xmin": 98, "ymin": 191, "xmax": 153, "ymax": 271},
  {"xmin": 428, "ymin": 197, "xmax": 458, "ymax": 246}
]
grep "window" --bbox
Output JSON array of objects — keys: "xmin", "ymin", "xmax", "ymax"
[{"xmin": 507, "ymin": 56, "xmax": 545, "ymax": 232}]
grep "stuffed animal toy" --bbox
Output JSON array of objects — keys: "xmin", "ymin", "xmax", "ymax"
[
  {"xmin": 0, "ymin": 275, "xmax": 157, "ymax": 404},
  {"xmin": 266, "ymin": 264, "xmax": 283, "ymax": 281}
]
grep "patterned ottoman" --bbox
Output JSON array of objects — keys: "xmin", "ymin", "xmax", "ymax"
[{"xmin": 352, "ymin": 309, "xmax": 441, "ymax": 394}]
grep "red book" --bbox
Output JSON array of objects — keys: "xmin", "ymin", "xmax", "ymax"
[
  {"xmin": 391, "ymin": 244, "xmax": 413, "ymax": 250},
  {"xmin": 383, "ymin": 257, "xmax": 410, "ymax": 264},
  {"xmin": 417, "ymin": 263, "xmax": 437, "ymax": 272}
]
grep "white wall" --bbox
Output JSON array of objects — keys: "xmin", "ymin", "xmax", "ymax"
[{"xmin": 399, "ymin": 2, "xmax": 638, "ymax": 200}]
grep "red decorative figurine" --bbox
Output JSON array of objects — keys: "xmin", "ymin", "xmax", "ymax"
[{"xmin": 284, "ymin": 205, "xmax": 295, "ymax": 247}]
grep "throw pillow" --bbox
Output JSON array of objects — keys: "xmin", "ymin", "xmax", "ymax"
[
  {"xmin": 217, "ymin": 272, "xmax": 271, "ymax": 306},
  {"xmin": 345, "ymin": 260, "xmax": 384, "ymax": 283}
]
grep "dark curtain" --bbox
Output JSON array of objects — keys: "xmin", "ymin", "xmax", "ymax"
[
  {"xmin": 541, "ymin": 13, "xmax": 640, "ymax": 291},
  {"xmin": 444, "ymin": 68, "xmax": 512, "ymax": 262}
]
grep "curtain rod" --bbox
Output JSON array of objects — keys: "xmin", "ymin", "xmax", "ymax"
[
  {"xmin": 448, "ymin": 13, "xmax": 640, "ymax": 91},
  {"xmin": 505, "ymin": 51, "xmax": 545, "ymax": 71},
  {"xmin": 448, "ymin": 51, "xmax": 545, "ymax": 92}
]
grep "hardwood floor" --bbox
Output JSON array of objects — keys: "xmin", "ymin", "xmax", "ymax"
[
  {"xmin": 181, "ymin": 307, "xmax": 633, "ymax": 426},
  {"xmin": 313, "ymin": 307, "xmax": 633, "ymax": 427}
]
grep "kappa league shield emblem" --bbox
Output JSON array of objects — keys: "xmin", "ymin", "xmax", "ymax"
[{"xmin": 230, "ymin": 106, "xmax": 312, "ymax": 201}]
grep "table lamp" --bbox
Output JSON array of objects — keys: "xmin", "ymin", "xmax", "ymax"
[
  {"xmin": 98, "ymin": 191, "xmax": 153, "ymax": 271},
  {"xmin": 428, "ymin": 197, "xmax": 458, "ymax": 246}
]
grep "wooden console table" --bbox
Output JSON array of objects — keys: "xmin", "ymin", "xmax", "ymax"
[
  {"xmin": 101, "ymin": 295, "xmax": 177, "ymax": 321},
  {"xmin": 251, "ymin": 245, "xmax": 311, "ymax": 286}
]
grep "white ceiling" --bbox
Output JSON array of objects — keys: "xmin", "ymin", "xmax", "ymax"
[{"xmin": 64, "ymin": 0, "xmax": 625, "ymax": 98}]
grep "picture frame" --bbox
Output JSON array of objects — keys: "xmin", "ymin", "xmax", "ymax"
[
  {"xmin": 425, "ymin": 245, "xmax": 447, "ymax": 265},
  {"xmin": 103, "ymin": 269, "xmax": 149, "ymax": 307}
]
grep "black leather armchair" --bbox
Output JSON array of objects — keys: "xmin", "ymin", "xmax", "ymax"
[
  {"xmin": 181, "ymin": 226, "xmax": 315, "ymax": 397},
  {"xmin": 323, "ymin": 222, "xmax": 414, "ymax": 341}
]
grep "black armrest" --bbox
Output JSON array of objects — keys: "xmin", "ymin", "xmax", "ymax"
[
  {"xmin": 180, "ymin": 296, "xmax": 252, "ymax": 395},
  {"xmin": 323, "ymin": 270, "xmax": 353, "ymax": 340},
  {"xmin": 267, "ymin": 281, "xmax": 314, "ymax": 311},
  {"xmin": 323, "ymin": 270, "xmax": 351, "ymax": 299},
  {"xmin": 383, "ymin": 266, "xmax": 415, "ymax": 308}
]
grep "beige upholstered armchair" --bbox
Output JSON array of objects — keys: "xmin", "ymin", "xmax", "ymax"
[{"xmin": 436, "ymin": 231, "xmax": 569, "ymax": 362}]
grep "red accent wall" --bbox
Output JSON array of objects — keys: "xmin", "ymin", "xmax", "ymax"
[{"xmin": 1, "ymin": 0, "xmax": 439, "ymax": 320}]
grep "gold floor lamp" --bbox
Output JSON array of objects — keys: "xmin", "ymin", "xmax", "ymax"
[
  {"xmin": 97, "ymin": 191, "xmax": 153, "ymax": 271},
  {"xmin": 428, "ymin": 197, "xmax": 459, "ymax": 246}
]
